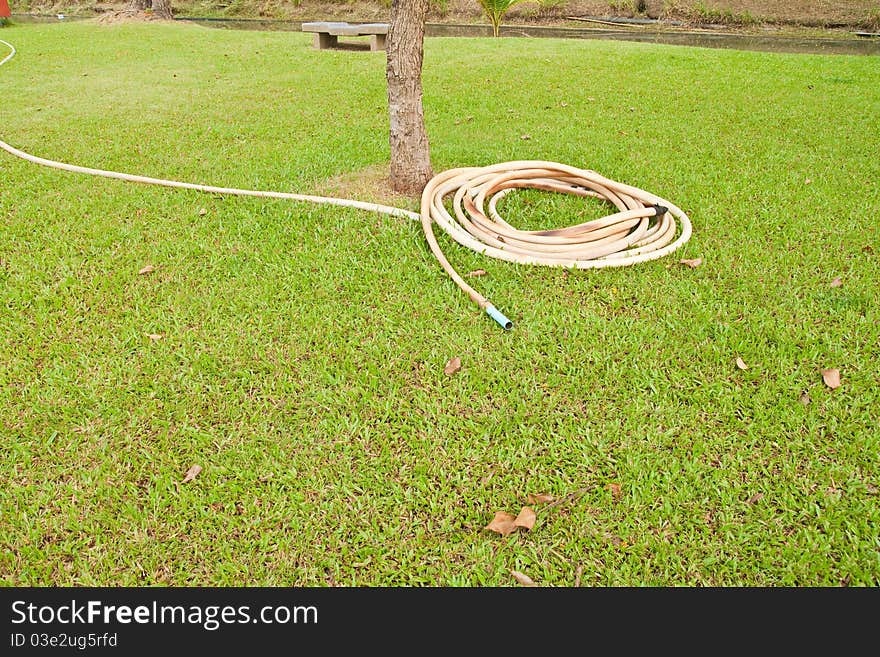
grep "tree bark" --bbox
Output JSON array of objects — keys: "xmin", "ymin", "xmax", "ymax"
[
  {"xmin": 386, "ymin": 0, "xmax": 433, "ymax": 196},
  {"xmin": 151, "ymin": 0, "xmax": 173, "ymax": 19},
  {"xmin": 126, "ymin": 0, "xmax": 150, "ymax": 10}
]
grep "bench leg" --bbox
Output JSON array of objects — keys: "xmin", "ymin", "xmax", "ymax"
[
  {"xmin": 370, "ymin": 34, "xmax": 387, "ymax": 51},
  {"xmin": 313, "ymin": 33, "xmax": 338, "ymax": 50}
]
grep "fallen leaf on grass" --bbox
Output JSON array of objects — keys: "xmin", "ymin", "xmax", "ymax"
[
  {"xmin": 680, "ymin": 258, "xmax": 702, "ymax": 268},
  {"xmin": 182, "ymin": 464, "xmax": 202, "ymax": 484},
  {"xmin": 747, "ymin": 492, "xmax": 764, "ymax": 504},
  {"xmin": 138, "ymin": 264, "xmax": 156, "ymax": 275},
  {"xmin": 735, "ymin": 357, "xmax": 749, "ymax": 370},
  {"xmin": 514, "ymin": 506, "xmax": 536, "ymax": 530},
  {"xmin": 198, "ymin": 208, "xmax": 208, "ymax": 216},
  {"xmin": 863, "ymin": 245, "xmax": 874, "ymax": 255},
  {"xmin": 511, "ymin": 570, "xmax": 537, "ymax": 587},
  {"xmin": 527, "ymin": 493, "xmax": 554, "ymax": 505},
  {"xmin": 465, "ymin": 269, "xmax": 487, "ymax": 278},
  {"xmin": 822, "ymin": 368, "xmax": 841, "ymax": 389},
  {"xmin": 485, "ymin": 511, "xmax": 517, "ymax": 536},
  {"xmin": 146, "ymin": 333, "xmax": 163, "ymax": 341},
  {"xmin": 605, "ymin": 533, "xmax": 625, "ymax": 547},
  {"xmin": 830, "ymin": 277, "xmax": 843, "ymax": 288},
  {"xmin": 799, "ymin": 392, "xmax": 811, "ymax": 406},
  {"xmin": 607, "ymin": 483, "xmax": 622, "ymax": 500},
  {"xmin": 443, "ymin": 357, "xmax": 462, "ymax": 376}
]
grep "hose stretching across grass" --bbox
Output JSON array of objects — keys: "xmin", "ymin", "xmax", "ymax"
[{"xmin": 0, "ymin": 38, "xmax": 691, "ymax": 330}]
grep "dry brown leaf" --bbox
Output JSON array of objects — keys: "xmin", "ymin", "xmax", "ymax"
[
  {"xmin": 805, "ymin": 178, "xmax": 812, "ymax": 184},
  {"xmin": 799, "ymin": 392, "xmax": 811, "ymax": 406},
  {"xmin": 198, "ymin": 208, "xmax": 208, "ymax": 216},
  {"xmin": 146, "ymin": 333, "xmax": 163, "ymax": 341},
  {"xmin": 527, "ymin": 493, "xmax": 554, "ymax": 505},
  {"xmin": 485, "ymin": 511, "xmax": 517, "ymax": 536},
  {"xmin": 863, "ymin": 245, "xmax": 874, "ymax": 255},
  {"xmin": 443, "ymin": 356, "xmax": 462, "ymax": 376},
  {"xmin": 822, "ymin": 368, "xmax": 841, "ymax": 389},
  {"xmin": 520, "ymin": 134, "xmax": 531, "ymax": 140},
  {"xmin": 747, "ymin": 492, "xmax": 764, "ymax": 504},
  {"xmin": 514, "ymin": 506, "xmax": 536, "ymax": 531},
  {"xmin": 680, "ymin": 258, "xmax": 702, "ymax": 268},
  {"xmin": 866, "ymin": 483, "xmax": 878, "ymax": 495},
  {"xmin": 829, "ymin": 277, "xmax": 843, "ymax": 288},
  {"xmin": 182, "ymin": 464, "xmax": 202, "ymax": 484},
  {"xmin": 465, "ymin": 269, "xmax": 487, "ymax": 278},
  {"xmin": 510, "ymin": 570, "xmax": 537, "ymax": 587},
  {"xmin": 607, "ymin": 482, "xmax": 622, "ymax": 500},
  {"xmin": 735, "ymin": 357, "xmax": 748, "ymax": 370},
  {"xmin": 138, "ymin": 264, "xmax": 156, "ymax": 275}
]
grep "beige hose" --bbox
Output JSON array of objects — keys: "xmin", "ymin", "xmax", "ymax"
[
  {"xmin": 1, "ymin": 39, "xmax": 691, "ymax": 330},
  {"xmin": 420, "ymin": 163, "xmax": 691, "ymax": 326}
]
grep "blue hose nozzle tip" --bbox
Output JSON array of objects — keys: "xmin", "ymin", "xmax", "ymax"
[{"xmin": 485, "ymin": 304, "xmax": 513, "ymax": 330}]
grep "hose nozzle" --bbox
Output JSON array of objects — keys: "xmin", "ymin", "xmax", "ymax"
[{"xmin": 485, "ymin": 304, "xmax": 513, "ymax": 330}]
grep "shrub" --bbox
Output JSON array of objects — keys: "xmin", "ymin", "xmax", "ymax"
[{"xmin": 478, "ymin": 0, "xmax": 527, "ymax": 37}]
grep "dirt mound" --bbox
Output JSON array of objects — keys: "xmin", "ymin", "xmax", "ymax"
[
  {"xmin": 92, "ymin": 9, "xmax": 170, "ymax": 24},
  {"xmin": 316, "ymin": 163, "xmax": 418, "ymax": 211}
]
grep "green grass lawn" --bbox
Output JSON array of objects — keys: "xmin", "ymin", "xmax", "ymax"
[{"xmin": 1, "ymin": 21, "xmax": 878, "ymax": 586}]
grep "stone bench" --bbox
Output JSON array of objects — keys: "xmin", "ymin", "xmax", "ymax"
[{"xmin": 301, "ymin": 22, "xmax": 390, "ymax": 51}]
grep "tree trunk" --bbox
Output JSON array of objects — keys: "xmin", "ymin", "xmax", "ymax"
[
  {"xmin": 126, "ymin": 0, "xmax": 150, "ymax": 10},
  {"xmin": 151, "ymin": 0, "xmax": 173, "ymax": 19},
  {"xmin": 386, "ymin": 0, "xmax": 433, "ymax": 195}
]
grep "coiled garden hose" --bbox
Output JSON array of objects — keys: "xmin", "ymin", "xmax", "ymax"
[{"xmin": 0, "ymin": 39, "xmax": 691, "ymax": 330}]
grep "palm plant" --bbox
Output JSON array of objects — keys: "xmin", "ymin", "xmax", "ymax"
[{"xmin": 478, "ymin": 0, "xmax": 527, "ymax": 37}]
